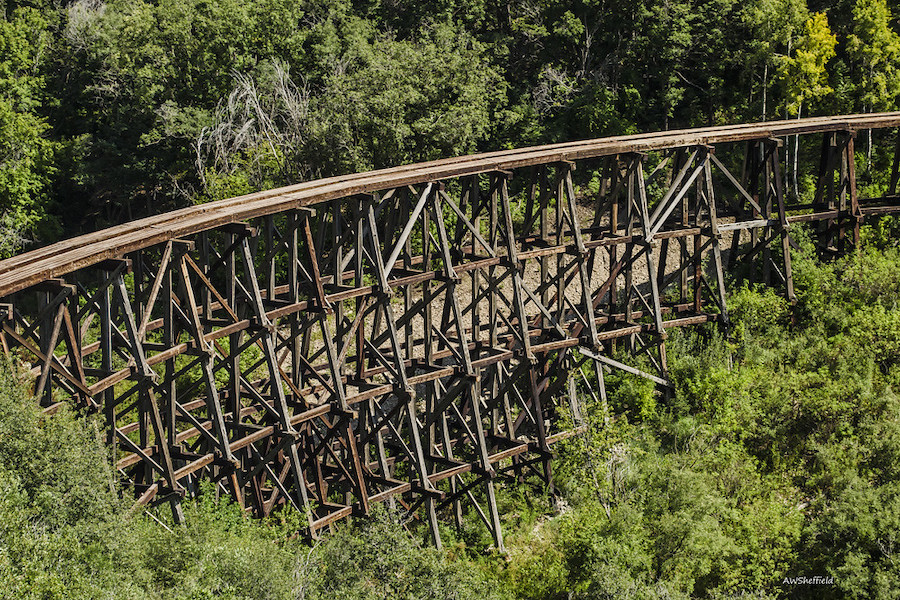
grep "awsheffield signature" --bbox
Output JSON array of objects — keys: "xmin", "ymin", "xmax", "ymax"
[{"xmin": 782, "ymin": 575, "xmax": 835, "ymax": 586}]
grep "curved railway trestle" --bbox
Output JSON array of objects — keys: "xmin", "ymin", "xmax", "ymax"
[{"xmin": 3, "ymin": 114, "xmax": 900, "ymax": 549}]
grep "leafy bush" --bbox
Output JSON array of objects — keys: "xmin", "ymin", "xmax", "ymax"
[{"xmin": 0, "ymin": 359, "xmax": 506, "ymax": 599}]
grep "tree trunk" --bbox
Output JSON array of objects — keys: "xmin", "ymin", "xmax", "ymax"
[
  {"xmin": 863, "ymin": 103, "xmax": 872, "ymax": 171},
  {"xmin": 794, "ymin": 104, "xmax": 802, "ymax": 201}
]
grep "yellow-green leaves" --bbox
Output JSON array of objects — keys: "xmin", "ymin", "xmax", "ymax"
[{"xmin": 778, "ymin": 12, "xmax": 837, "ymax": 116}]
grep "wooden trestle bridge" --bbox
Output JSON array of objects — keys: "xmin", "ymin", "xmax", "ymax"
[{"xmin": 2, "ymin": 113, "xmax": 900, "ymax": 549}]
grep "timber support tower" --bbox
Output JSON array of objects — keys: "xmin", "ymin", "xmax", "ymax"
[{"xmin": 1, "ymin": 114, "xmax": 899, "ymax": 549}]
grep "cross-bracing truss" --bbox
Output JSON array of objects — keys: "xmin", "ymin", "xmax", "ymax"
[{"xmin": 2, "ymin": 116, "xmax": 900, "ymax": 548}]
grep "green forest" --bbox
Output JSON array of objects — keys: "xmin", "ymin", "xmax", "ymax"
[
  {"xmin": 2, "ymin": 0, "xmax": 900, "ymax": 599},
  {"xmin": 1, "ymin": 0, "xmax": 900, "ymax": 247}
]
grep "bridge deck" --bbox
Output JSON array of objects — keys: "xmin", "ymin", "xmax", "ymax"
[{"xmin": 2, "ymin": 112, "xmax": 899, "ymax": 297}]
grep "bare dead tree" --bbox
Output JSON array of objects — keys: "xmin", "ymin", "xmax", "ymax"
[{"xmin": 196, "ymin": 60, "xmax": 314, "ymax": 195}]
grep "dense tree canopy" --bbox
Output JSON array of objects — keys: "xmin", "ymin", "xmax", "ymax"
[{"xmin": 0, "ymin": 0, "xmax": 896, "ymax": 247}]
